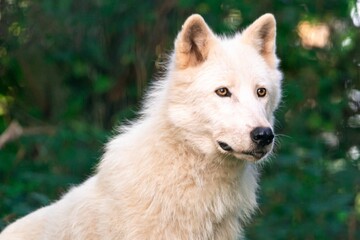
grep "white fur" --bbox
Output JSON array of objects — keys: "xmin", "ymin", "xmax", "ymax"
[{"xmin": 0, "ymin": 13, "xmax": 282, "ymax": 240}]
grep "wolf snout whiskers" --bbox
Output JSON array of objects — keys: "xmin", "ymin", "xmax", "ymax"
[{"xmin": 217, "ymin": 126, "xmax": 274, "ymax": 160}]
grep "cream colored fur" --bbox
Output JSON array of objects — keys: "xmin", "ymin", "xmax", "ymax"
[{"xmin": 0, "ymin": 13, "xmax": 282, "ymax": 240}]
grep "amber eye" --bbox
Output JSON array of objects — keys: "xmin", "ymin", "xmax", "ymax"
[
  {"xmin": 215, "ymin": 87, "xmax": 231, "ymax": 97},
  {"xmin": 257, "ymin": 88, "xmax": 267, "ymax": 97}
]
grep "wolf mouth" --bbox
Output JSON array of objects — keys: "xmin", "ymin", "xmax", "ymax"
[
  {"xmin": 217, "ymin": 141, "xmax": 268, "ymax": 160},
  {"xmin": 217, "ymin": 141, "xmax": 233, "ymax": 152},
  {"xmin": 241, "ymin": 150, "xmax": 267, "ymax": 159}
]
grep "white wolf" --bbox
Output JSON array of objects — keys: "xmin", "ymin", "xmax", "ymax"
[{"xmin": 0, "ymin": 13, "xmax": 282, "ymax": 240}]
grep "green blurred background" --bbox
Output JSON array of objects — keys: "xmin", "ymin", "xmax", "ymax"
[{"xmin": 0, "ymin": 0, "xmax": 359, "ymax": 239}]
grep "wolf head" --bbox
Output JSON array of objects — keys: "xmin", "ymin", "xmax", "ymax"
[{"xmin": 166, "ymin": 14, "xmax": 282, "ymax": 162}]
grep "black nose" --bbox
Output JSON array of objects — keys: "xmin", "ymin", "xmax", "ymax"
[{"xmin": 250, "ymin": 127, "xmax": 274, "ymax": 147}]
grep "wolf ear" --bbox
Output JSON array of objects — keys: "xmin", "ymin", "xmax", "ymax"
[
  {"xmin": 174, "ymin": 14, "xmax": 215, "ymax": 69},
  {"xmin": 242, "ymin": 14, "xmax": 278, "ymax": 68}
]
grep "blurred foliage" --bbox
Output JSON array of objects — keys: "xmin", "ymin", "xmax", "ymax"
[{"xmin": 0, "ymin": 0, "xmax": 359, "ymax": 239}]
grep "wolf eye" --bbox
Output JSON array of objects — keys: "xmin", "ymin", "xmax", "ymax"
[
  {"xmin": 215, "ymin": 87, "xmax": 231, "ymax": 97},
  {"xmin": 257, "ymin": 88, "xmax": 267, "ymax": 97}
]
